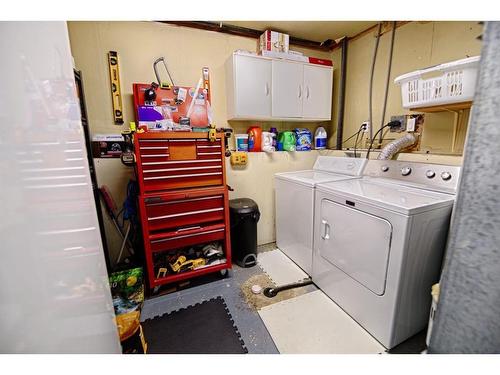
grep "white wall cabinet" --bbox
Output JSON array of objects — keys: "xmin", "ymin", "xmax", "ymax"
[
  {"xmin": 225, "ymin": 53, "xmax": 272, "ymax": 119},
  {"xmin": 226, "ymin": 52, "xmax": 333, "ymax": 121},
  {"xmin": 272, "ymin": 60, "xmax": 304, "ymax": 118},
  {"xmin": 302, "ymin": 64, "xmax": 334, "ymax": 119}
]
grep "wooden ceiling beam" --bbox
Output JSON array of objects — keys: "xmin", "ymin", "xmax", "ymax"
[{"xmin": 157, "ymin": 21, "xmax": 338, "ymax": 51}]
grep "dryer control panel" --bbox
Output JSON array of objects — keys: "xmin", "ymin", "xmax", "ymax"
[{"xmin": 363, "ymin": 160, "xmax": 461, "ymax": 194}]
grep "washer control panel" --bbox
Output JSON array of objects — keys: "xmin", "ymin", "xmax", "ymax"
[{"xmin": 366, "ymin": 160, "xmax": 461, "ymax": 193}]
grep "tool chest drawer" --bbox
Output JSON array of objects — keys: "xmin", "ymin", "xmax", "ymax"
[
  {"xmin": 135, "ymin": 133, "xmax": 225, "ymax": 192},
  {"xmin": 134, "ymin": 131, "xmax": 231, "ymax": 290},
  {"xmin": 148, "ymin": 223, "xmax": 226, "ymax": 253},
  {"xmin": 144, "ymin": 190, "xmax": 225, "ymax": 232}
]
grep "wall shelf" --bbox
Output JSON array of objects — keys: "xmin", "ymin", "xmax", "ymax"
[{"xmin": 409, "ymin": 101, "xmax": 472, "ymax": 113}]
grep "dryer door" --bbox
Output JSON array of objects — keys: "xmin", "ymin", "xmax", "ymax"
[{"xmin": 318, "ymin": 199, "xmax": 392, "ymax": 295}]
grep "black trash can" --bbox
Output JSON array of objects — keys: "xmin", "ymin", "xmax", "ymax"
[{"xmin": 229, "ymin": 198, "xmax": 260, "ymax": 268}]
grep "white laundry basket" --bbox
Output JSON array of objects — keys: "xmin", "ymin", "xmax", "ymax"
[{"xmin": 395, "ymin": 56, "xmax": 480, "ymax": 109}]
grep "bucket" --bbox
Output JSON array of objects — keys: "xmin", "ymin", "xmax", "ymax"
[{"xmin": 235, "ymin": 134, "xmax": 248, "ymax": 152}]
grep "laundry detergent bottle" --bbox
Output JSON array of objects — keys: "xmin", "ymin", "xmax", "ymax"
[
  {"xmin": 247, "ymin": 126, "xmax": 262, "ymax": 152},
  {"xmin": 278, "ymin": 131, "xmax": 296, "ymax": 151},
  {"xmin": 261, "ymin": 131, "xmax": 276, "ymax": 152},
  {"xmin": 269, "ymin": 127, "xmax": 278, "ymax": 149},
  {"xmin": 314, "ymin": 126, "xmax": 327, "ymax": 149}
]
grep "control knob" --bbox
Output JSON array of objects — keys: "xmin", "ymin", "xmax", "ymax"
[
  {"xmin": 401, "ymin": 167, "xmax": 412, "ymax": 176},
  {"xmin": 426, "ymin": 170, "xmax": 436, "ymax": 179},
  {"xmin": 441, "ymin": 171, "xmax": 452, "ymax": 181},
  {"xmin": 381, "ymin": 165, "xmax": 389, "ymax": 172}
]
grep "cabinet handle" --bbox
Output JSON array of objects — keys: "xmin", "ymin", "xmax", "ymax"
[
  {"xmin": 148, "ymin": 207, "xmax": 224, "ymax": 221},
  {"xmin": 306, "ymin": 86, "xmax": 310, "ymax": 99},
  {"xmin": 176, "ymin": 226, "xmax": 202, "ymax": 232},
  {"xmin": 321, "ymin": 219, "xmax": 330, "ymax": 240},
  {"xmin": 151, "ymin": 228, "xmax": 225, "ymax": 244},
  {"xmin": 298, "ymin": 85, "xmax": 302, "ymax": 98},
  {"xmin": 144, "ymin": 172, "xmax": 222, "ymax": 181},
  {"xmin": 265, "ymin": 82, "xmax": 270, "ymax": 96}
]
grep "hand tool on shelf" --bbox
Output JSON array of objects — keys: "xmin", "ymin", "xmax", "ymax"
[
  {"xmin": 217, "ymin": 127, "xmax": 233, "ymax": 156},
  {"xmin": 153, "ymin": 57, "xmax": 175, "ymax": 89},
  {"xmin": 120, "ymin": 129, "xmax": 135, "ymax": 167},
  {"xmin": 144, "ymin": 82, "xmax": 158, "ymax": 105}
]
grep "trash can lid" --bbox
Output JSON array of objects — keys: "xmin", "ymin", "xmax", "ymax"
[{"xmin": 229, "ymin": 198, "xmax": 259, "ymax": 214}]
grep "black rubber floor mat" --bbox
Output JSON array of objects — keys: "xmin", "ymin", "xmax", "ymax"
[{"xmin": 142, "ymin": 296, "xmax": 248, "ymax": 354}]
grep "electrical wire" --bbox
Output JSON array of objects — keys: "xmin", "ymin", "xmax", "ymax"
[
  {"xmin": 342, "ymin": 131, "xmax": 360, "ymax": 145},
  {"xmin": 379, "ymin": 21, "xmax": 397, "ymax": 144},
  {"xmin": 368, "ymin": 23, "xmax": 382, "ymax": 141},
  {"xmin": 366, "ymin": 123, "xmax": 394, "ymax": 160},
  {"xmin": 353, "ymin": 125, "xmax": 365, "ymax": 158}
]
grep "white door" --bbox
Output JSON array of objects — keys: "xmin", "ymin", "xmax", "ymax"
[
  {"xmin": 318, "ymin": 200, "xmax": 392, "ymax": 295},
  {"xmin": 272, "ymin": 60, "xmax": 303, "ymax": 118},
  {"xmin": 0, "ymin": 22, "xmax": 121, "ymax": 353},
  {"xmin": 234, "ymin": 54, "xmax": 272, "ymax": 118},
  {"xmin": 302, "ymin": 65, "xmax": 333, "ymax": 119}
]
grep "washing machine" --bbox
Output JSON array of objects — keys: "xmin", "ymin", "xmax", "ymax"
[
  {"xmin": 312, "ymin": 160, "xmax": 461, "ymax": 349},
  {"xmin": 275, "ymin": 156, "xmax": 367, "ymax": 275}
]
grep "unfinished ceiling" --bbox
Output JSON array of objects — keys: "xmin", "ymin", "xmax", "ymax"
[{"xmin": 223, "ymin": 21, "xmax": 378, "ymax": 43}]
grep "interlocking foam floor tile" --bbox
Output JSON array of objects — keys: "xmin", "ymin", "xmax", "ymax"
[{"xmin": 257, "ymin": 248, "xmax": 309, "ymax": 286}]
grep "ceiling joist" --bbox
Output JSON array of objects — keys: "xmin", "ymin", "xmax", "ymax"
[{"xmin": 158, "ymin": 21, "xmax": 339, "ymax": 51}]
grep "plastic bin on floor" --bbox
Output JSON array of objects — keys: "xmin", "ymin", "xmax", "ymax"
[{"xmin": 229, "ymin": 198, "xmax": 260, "ymax": 267}]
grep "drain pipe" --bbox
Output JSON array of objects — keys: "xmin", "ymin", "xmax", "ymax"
[
  {"xmin": 263, "ymin": 278, "xmax": 313, "ymax": 298},
  {"xmin": 335, "ymin": 37, "xmax": 348, "ymax": 149},
  {"xmin": 377, "ymin": 133, "xmax": 417, "ymax": 160}
]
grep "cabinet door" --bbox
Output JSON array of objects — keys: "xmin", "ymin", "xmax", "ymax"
[
  {"xmin": 272, "ymin": 60, "xmax": 303, "ymax": 118},
  {"xmin": 234, "ymin": 54, "xmax": 272, "ymax": 118},
  {"xmin": 302, "ymin": 65, "xmax": 333, "ymax": 119}
]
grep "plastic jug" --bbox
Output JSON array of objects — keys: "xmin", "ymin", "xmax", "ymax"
[
  {"xmin": 261, "ymin": 132, "xmax": 275, "ymax": 152},
  {"xmin": 278, "ymin": 131, "xmax": 296, "ymax": 151},
  {"xmin": 269, "ymin": 127, "xmax": 278, "ymax": 149},
  {"xmin": 247, "ymin": 126, "xmax": 262, "ymax": 152},
  {"xmin": 314, "ymin": 126, "xmax": 327, "ymax": 149}
]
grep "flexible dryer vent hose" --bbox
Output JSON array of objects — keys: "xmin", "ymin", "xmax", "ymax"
[{"xmin": 377, "ymin": 133, "xmax": 417, "ymax": 160}]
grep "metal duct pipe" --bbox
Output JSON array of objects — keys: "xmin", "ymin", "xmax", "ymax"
[{"xmin": 377, "ymin": 133, "xmax": 417, "ymax": 160}]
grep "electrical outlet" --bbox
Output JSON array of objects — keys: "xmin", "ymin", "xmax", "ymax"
[
  {"xmin": 390, "ymin": 115, "xmax": 407, "ymax": 132},
  {"xmin": 361, "ymin": 121, "xmax": 370, "ymax": 133},
  {"xmin": 407, "ymin": 117, "xmax": 416, "ymax": 132}
]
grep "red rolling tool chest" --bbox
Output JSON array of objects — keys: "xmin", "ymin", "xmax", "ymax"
[{"xmin": 134, "ymin": 131, "xmax": 231, "ymax": 289}]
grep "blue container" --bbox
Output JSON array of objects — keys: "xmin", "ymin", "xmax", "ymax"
[{"xmin": 294, "ymin": 128, "xmax": 312, "ymax": 151}]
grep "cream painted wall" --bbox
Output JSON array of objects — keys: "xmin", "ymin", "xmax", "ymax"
[
  {"xmin": 333, "ymin": 21, "xmax": 482, "ymax": 153},
  {"xmin": 67, "ymin": 21, "xmax": 333, "ymax": 260},
  {"xmin": 68, "ymin": 21, "xmax": 478, "ymax": 262}
]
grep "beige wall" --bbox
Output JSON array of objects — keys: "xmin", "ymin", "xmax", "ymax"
[
  {"xmin": 68, "ymin": 21, "xmax": 479, "ymax": 263},
  {"xmin": 67, "ymin": 21, "xmax": 332, "ymax": 262},
  {"xmin": 334, "ymin": 21, "xmax": 482, "ymax": 152}
]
